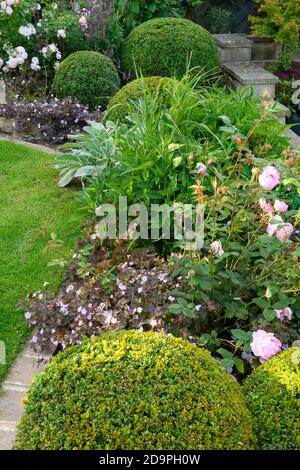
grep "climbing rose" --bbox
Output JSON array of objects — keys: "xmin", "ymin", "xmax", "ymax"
[
  {"xmin": 275, "ymin": 223, "xmax": 293, "ymax": 242},
  {"xmin": 211, "ymin": 241, "xmax": 224, "ymax": 257},
  {"xmin": 251, "ymin": 329, "xmax": 282, "ymax": 363},
  {"xmin": 259, "ymin": 166, "xmax": 280, "ymax": 190},
  {"xmin": 274, "ymin": 199, "xmax": 288, "ymax": 213},
  {"xmin": 275, "ymin": 307, "xmax": 292, "ymax": 322}
]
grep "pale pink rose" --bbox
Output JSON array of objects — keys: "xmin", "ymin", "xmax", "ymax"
[
  {"xmin": 275, "ymin": 307, "xmax": 292, "ymax": 322},
  {"xmin": 275, "ymin": 223, "xmax": 293, "ymax": 242},
  {"xmin": 251, "ymin": 329, "xmax": 282, "ymax": 363},
  {"xmin": 263, "ymin": 203, "xmax": 274, "ymax": 213},
  {"xmin": 57, "ymin": 29, "xmax": 66, "ymax": 39},
  {"xmin": 259, "ymin": 197, "xmax": 267, "ymax": 208},
  {"xmin": 79, "ymin": 16, "xmax": 87, "ymax": 26},
  {"xmin": 259, "ymin": 166, "xmax": 280, "ymax": 190},
  {"xmin": 274, "ymin": 199, "xmax": 288, "ymax": 213},
  {"xmin": 0, "ymin": 58, "xmax": 3, "ymax": 69},
  {"xmin": 211, "ymin": 241, "xmax": 224, "ymax": 257},
  {"xmin": 266, "ymin": 215, "xmax": 283, "ymax": 237}
]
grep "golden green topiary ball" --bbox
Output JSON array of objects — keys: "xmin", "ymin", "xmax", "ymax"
[
  {"xmin": 15, "ymin": 331, "xmax": 256, "ymax": 450},
  {"xmin": 243, "ymin": 347, "xmax": 300, "ymax": 450},
  {"xmin": 105, "ymin": 76, "xmax": 177, "ymax": 123}
]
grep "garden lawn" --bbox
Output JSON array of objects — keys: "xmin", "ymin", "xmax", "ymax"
[{"xmin": 0, "ymin": 140, "xmax": 81, "ymax": 383}]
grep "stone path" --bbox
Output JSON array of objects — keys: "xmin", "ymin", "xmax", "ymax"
[{"xmin": 0, "ymin": 345, "xmax": 49, "ymax": 449}]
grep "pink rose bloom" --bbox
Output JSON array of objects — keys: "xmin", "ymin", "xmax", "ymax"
[
  {"xmin": 266, "ymin": 215, "xmax": 283, "ymax": 237},
  {"xmin": 211, "ymin": 241, "xmax": 224, "ymax": 257},
  {"xmin": 274, "ymin": 199, "xmax": 288, "ymax": 213},
  {"xmin": 276, "ymin": 223, "xmax": 293, "ymax": 242},
  {"xmin": 0, "ymin": 58, "xmax": 3, "ymax": 69},
  {"xmin": 79, "ymin": 16, "xmax": 87, "ymax": 26},
  {"xmin": 259, "ymin": 166, "xmax": 280, "ymax": 190},
  {"xmin": 259, "ymin": 198, "xmax": 274, "ymax": 213},
  {"xmin": 275, "ymin": 307, "xmax": 292, "ymax": 322},
  {"xmin": 251, "ymin": 329, "xmax": 282, "ymax": 363}
]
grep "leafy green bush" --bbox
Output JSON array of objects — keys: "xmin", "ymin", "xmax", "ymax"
[
  {"xmin": 115, "ymin": 1, "xmax": 203, "ymax": 32},
  {"xmin": 250, "ymin": 0, "xmax": 300, "ymax": 70},
  {"xmin": 121, "ymin": 17, "xmax": 219, "ymax": 79},
  {"xmin": 52, "ymin": 51, "xmax": 120, "ymax": 108},
  {"xmin": 243, "ymin": 348, "xmax": 300, "ymax": 450},
  {"xmin": 15, "ymin": 330, "xmax": 256, "ymax": 450},
  {"xmin": 105, "ymin": 76, "xmax": 177, "ymax": 123}
]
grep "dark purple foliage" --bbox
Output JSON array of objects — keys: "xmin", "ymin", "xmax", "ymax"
[{"xmin": 0, "ymin": 97, "xmax": 102, "ymax": 144}]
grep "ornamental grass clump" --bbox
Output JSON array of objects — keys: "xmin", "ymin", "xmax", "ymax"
[
  {"xmin": 52, "ymin": 51, "xmax": 120, "ymax": 108},
  {"xmin": 121, "ymin": 17, "xmax": 220, "ymax": 79},
  {"xmin": 105, "ymin": 76, "xmax": 177, "ymax": 123},
  {"xmin": 243, "ymin": 347, "xmax": 300, "ymax": 450},
  {"xmin": 15, "ymin": 331, "xmax": 256, "ymax": 450}
]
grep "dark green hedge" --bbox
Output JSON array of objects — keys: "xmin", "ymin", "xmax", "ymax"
[
  {"xmin": 105, "ymin": 76, "xmax": 177, "ymax": 123},
  {"xmin": 243, "ymin": 348, "xmax": 300, "ymax": 450},
  {"xmin": 52, "ymin": 51, "xmax": 120, "ymax": 109},
  {"xmin": 121, "ymin": 17, "xmax": 220, "ymax": 79},
  {"xmin": 15, "ymin": 331, "xmax": 255, "ymax": 450}
]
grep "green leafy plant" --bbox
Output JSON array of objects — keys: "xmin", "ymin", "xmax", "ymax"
[
  {"xmin": 250, "ymin": 0, "xmax": 300, "ymax": 70},
  {"xmin": 52, "ymin": 51, "xmax": 120, "ymax": 108},
  {"xmin": 115, "ymin": 1, "xmax": 203, "ymax": 32},
  {"xmin": 243, "ymin": 347, "xmax": 300, "ymax": 450},
  {"xmin": 207, "ymin": 7, "xmax": 231, "ymax": 34},
  {"xmin": 121, "ymin": 17, "xmax": 219, "ymax": 79},
  {"xmin": 105, "ymin": 76, "xmax": 177, "ymax": 123},
  {"xmin": 15, "ymin": 330, "xmax": 256, "ymax": 450}
]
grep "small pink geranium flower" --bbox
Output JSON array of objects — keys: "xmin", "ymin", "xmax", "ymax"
[
  {"xmin": 275, "ymin": 223, "xmax": 293, "ymax": 242},
  {"xmin": 259, "ymin": 166, "xmax": 280, "ymax": 190},
  {"xmin": 275, "ymin": 307, "xmax": 292, "ymax": 322},
  {"xmin": 251, "ymin": 329, "xmax": 282, "ymax": 363},
  {"xmin": 274, "ymin": 199, "xmax": 288, "ymax": 213}
]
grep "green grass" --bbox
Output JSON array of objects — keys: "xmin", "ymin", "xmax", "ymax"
[{"xmin": 0, "ymin": 140, "xmax": 82, "ymax": 383}]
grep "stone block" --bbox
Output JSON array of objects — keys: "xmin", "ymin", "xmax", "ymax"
[
  {"xmin": 214, "ymin": 34, "xmax": 253, "ymax": 64},
  {"xmin": 222, "ymin": 62, "xmax": 279, "ymax": 99}
]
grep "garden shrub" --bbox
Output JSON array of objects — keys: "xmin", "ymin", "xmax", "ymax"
[
  {"xmin": 243, "ymin": 348, "xmax": 300, "ymax": 450},
  {"xmin": 15, "ymin": 330, "xmax": 256, "ymax": 450},
  {"xmin": 121, "ymin": 17, "xmax": 219, "ymax": 79},
  {"xmin": 52, "ymin": 51, "xmax": 120, "ymax": 108},
  {"xmin": 105, "ymin": 76, "xmax": 177, "ymax": 123},
  {"xmin": 250, "ymin": 0, "xmax": 300, "ymax": 70}
]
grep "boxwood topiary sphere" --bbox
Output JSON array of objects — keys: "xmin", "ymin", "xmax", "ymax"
[
  {"xmin": 243, "ymin": 348, "xmax": 300, "ymax": 450},
  {"xmin": 52, "ymin": 51, "xmax": 120, "ymax": 109},
  {"xmin": 121, "ymin": 18, "xmax": 220, "ymax": 79},
  {"xmin": 105, "ymin": 76, "xmax": 177, "ymax": 123},
  {"xmin": 15, "ymin": 331, "xmax": 255, "ymax": 450}
]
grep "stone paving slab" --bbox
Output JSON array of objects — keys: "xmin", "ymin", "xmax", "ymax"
[{"xmin": 0, "ymin": 344, "xmax": 49, "ymax": 450}]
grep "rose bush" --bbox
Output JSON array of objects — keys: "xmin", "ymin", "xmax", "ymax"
[{"xmin": 23, "ymin": 74, "xmax": 300, "ymax": 379}]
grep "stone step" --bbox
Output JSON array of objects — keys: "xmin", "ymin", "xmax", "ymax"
[
  {"xmin": 222, "ymin": 62, "xmax": 279, "ymax": 99},
  {"xmin": 214, "ymin": 34, "xmax": 253, "ymax": 64}
]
